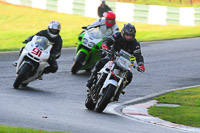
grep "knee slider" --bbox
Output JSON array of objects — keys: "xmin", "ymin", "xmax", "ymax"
[{"xmin": 51, "ymin": 65, "xmax": 58, "ymax": 73}]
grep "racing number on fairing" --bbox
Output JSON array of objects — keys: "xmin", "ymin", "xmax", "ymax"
[{"xmin": 31, "ymin": 48, "xmax": 42, "ymax": 57}]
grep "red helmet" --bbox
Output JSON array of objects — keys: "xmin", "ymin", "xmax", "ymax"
[{"xmin": 105, "ymin": 11, "xmax": 116, "ymax": 27}]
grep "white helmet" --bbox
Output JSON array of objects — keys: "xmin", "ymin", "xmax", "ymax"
[{"xmin": 47, "ymin": 21, "xmax": 61, "ymax": 38}]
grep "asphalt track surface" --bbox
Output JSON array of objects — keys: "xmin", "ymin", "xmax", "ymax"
[{"xmin": 0, "ymin": 38, "xmax": 200, "ymax": 133}]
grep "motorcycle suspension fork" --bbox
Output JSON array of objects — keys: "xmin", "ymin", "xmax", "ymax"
[
  {"xmin": 113, "ymin": 71, "xmax": 128, "ymax": 101},
  {"xmin": 91, "ymin": 72, "xmax": 108, "ymax": 102}
]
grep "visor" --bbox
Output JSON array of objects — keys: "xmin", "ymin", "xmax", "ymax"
[
  {"xmin": 50, "ymin": 29, "xmax": 60, "ymax": 35},
  {"xmin": 125, "ymin": 34, "xmax": 133, "ymax": 40},
  {"xmin": 106, "ymin": 19, "xmax": 115, "ymax": 24}
]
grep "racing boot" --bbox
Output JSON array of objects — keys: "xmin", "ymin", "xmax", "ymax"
[{"xmin": 38, "ymin": 66, "xmax": 50, "ymax": 80}]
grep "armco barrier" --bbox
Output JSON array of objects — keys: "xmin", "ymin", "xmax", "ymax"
[{"xmin": 2, "ymin": 0, "xmax": 200, "ymax": 26}]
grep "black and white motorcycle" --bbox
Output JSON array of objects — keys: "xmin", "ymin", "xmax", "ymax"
[
  {"xmin": 13, "ymin": 35, "xmax": 53, "ymax": 89},
  {"xmin": 85, "ymin": 49, "xmax": 136, "ymax": 113}
]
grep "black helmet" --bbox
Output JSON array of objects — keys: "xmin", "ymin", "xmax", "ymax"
[{"xmin": 121, "ymin": 23, "xmax": 136, "ymax": 41}]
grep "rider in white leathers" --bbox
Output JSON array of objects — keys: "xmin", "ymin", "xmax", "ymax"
[{"xmin": 81, "ymin": 11, "xmax": 119, "ymax": 38}]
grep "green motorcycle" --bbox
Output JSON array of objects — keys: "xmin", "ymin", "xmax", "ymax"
[{"xmin": 71, "ymin": 27, "xmax": 104, "ymax": 74}]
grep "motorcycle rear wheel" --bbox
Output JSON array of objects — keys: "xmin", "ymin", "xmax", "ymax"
[
  {"xmin": 95, "ymin": 84, "xmax": 116, "ymax": 113},
  {"xmin": 13, "ymin": 63, "xmax": 31, "ymax": 89},
  {"xmin": 71, "ymin": 51, "xmax": 86, "ymax": 74}
]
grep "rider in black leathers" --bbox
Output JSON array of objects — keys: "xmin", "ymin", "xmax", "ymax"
[
  {"xmin": 86, "ymin": 23, "xmax": 145, "ymax": 88},
  {"xmin": 16, "ymin": 21, "xmax": 62, "ymax": 77}
]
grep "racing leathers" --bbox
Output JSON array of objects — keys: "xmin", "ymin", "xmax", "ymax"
[
  {"xmin": 82, "ymin": 18, "xmax": 119, "ymax": 38},
  {"xmin": 23, "ymin": 30, "xmax": 63, "ymax": 74},
  {"xmin": 86, "ymin": 32, "xmax": 145, "ymax": 88}
]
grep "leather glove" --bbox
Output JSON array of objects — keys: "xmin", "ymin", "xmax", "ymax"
[
  {"xmin": 137, "ymin": 64, "xmax": 145, "ymax": 73},
  {"xmin": 130, "ymin": 56, "xmax": 136, "ymax": 62},
  {"xmin": 101, "ymin": 44, "xmax": 109, "ymax": 57},
  {"xmin": 22, "ymin": 40, "xmax": 29, "ymax": 44},
  {"xmin": 82, "ymin": 26, "xmax": 87, "ymax": 29},
  {"xmin": 101, "ymin": 44, "xmax": 108, "ymax": 50}
]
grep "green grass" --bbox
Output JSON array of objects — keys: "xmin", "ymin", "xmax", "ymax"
[
  {"xmin": 149, "ymin": 87, "xmax": 200, "ymax": 127},
  {"xmin": 1, "ymin": 1, "xmax": 200, "ymax": 51},
  {"xmin": 0, "ymin": 125, "xmax": 69, "ymax": 133},
  {"xmin": 116, "ymin": 0, "xmax": 200, "ymax": 7}
]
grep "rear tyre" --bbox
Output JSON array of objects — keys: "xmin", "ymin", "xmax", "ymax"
[
  {"xmin": 95, "ymin": 84, "xmax": 116, "ymax": 113},
  {"xmin": 85, "ymin": 94, "xmax": 96, "ymax": 110},
  {"xmin": 13, "ymin": 63, "xmax": 31, "ymax": 89},
  {"xmin": 71, "ymin": 51, "xmax": 86, "ymax": 74}
]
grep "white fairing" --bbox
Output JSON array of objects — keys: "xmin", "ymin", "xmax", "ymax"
[
  {"xmin": 100, "ymin": 61, "xmax": 118, "ymax": 88},
  {"xmin": 98, "ymin": 49, "xmax": 135, "ymax": 101},
  {"xmin": 103, "ymin": 78, "xmax": 118, "ymax": 88},
  {"xmin": 16, "ymin": 35, "xmax": 53, "ymax": 84},
  {"xmin": 82, "ymin": 28, "xmax": 103, "ymax": 49}
]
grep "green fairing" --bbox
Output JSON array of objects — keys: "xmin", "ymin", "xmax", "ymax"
[{"xmin": 73, "ymin": 28, "xmax": 103, "ymax": 71}]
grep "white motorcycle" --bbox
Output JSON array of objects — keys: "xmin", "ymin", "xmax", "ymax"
[
  {"xmin": 13, "ymin": 35, "xmax": 53, "ymax": 89},
  {"xmin": 85, "ymin": 49, "xmax": 136, "ymax": 113}
]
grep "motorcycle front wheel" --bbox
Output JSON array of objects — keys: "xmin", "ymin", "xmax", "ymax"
[
  {"xmin": 71, "ymin": 51, "xmax": 86, "ymax": 74},
  {"xmin": 13, "ymin": 63, "xmax": 31, "ymax": 89},
  {"xmin": 95, "ymin": 84, "xmax": 116, "ymax": 113},
  {"xmin": 85, "ymin": 94, "xmax": 96, "ymax": 110}
]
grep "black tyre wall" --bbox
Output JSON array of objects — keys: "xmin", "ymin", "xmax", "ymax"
[
  {"xmin": 95, "ymin": 84, "xmax": 116, "ymax": 113},
  {"xmin": 71, "ymin": 51, "xmax": 86, "ymax": 74},
  {"xmin": 13, "ymin": 63, "xmax": 32, "ymax": 89}
]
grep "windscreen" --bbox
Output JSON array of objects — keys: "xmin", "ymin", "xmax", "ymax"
[
  {"xmin": 87, "ymin": 28, "xmax": 103, "ymax": 39},
  {"xmin": 34, "ymin": 36, "xmax": 49, "ymax": 50},
  {"xmin": 119, "ymin": 49, "xmax": 131, "ymax": 60}
]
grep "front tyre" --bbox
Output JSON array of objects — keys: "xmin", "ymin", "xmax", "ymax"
[
  {"xmin": 71, "ymin": 51, "xmax": 86, "ymax": 74},
  {"xmin": 95, "ymin": 84, "xmax": 116, "ymax": 113},
  {"xmin": 13, "ymin": 63, "xmax": 31, "ymax": 89},
  {"xmin": 85, "ymin": 94, "xmax": 96, "ymax": 110},
  {"xmin": 21, "ymin": 83, "xmax": 28, "ymax": 87}
]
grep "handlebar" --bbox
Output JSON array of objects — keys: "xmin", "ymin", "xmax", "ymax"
[{"xmin": 101, "ymin": 48, "xmax": 115, "ymax": 59}]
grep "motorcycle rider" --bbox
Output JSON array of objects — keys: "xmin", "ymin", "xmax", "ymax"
[
  {"xmin": 97, "ymin": 0, "xmax": 112, "ymax": 18},
  {"xmin": 14, "ymin": 21, "xmax": 62, "ymax": 79},
  {"xmin": 80, "ymin": 11, "xmax": 119, "ymax": 37},
  {"xmin": 86, "ymin": 23, "xmax": 145, "ymax": 88}
]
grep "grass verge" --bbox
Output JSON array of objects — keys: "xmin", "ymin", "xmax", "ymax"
[
  {"xmin": 1, "ymin": 1, "xmax": 200, "ymax": 51},
  {"xmin": 0, "ymin": 125, "xmax": 69, "ymax": 133},
  {"xmin": 149, "ymin": 87, "xmax": 200, "ymax": 127}
]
